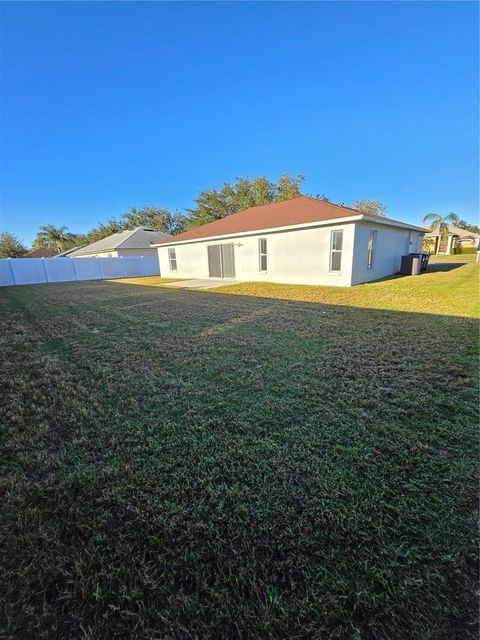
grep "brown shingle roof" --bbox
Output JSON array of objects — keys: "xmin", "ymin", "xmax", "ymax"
[
  {"xmin": 24, "ymin": 247, "xmax": 57, "ymax": 258},
  {"xmin": 155, "ymin": 196, "xmax": 395, "ymax": 245}
]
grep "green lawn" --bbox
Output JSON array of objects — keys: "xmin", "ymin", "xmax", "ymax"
[
  {"xmin": 1, "ymin": 263, "xmax": 478, "ymax": 639},
  {"xmin": 110, "ymin": 275, "xmax": 185, "ymax": 286},
  {"xmin": 216, "ymin": 261, "xmax": 480, "ymax": 319},
  {"xmin": 429, "ymin": 253, "xmax": 477, "ymax": 262}
]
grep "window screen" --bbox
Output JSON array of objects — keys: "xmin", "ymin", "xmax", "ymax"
[
  {"xmin": 259, "ymin": 238, "xmax": 267, "ymax": 271},
  {"xmin": 367, "ymin": 230, "xmax": 377, "ymax": 269},
  {"xmin": 168, "ymin": 248, "xmax": 177, "ymax": 271},
  {"xmin": 330, "ymin": 230, "xmax": 343, "ymax": 272}
]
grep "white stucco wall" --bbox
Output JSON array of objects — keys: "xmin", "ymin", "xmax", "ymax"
[
  {"xmin": 158, "ymin": 221, "xmax": 424, "ymax": 287},
  {"xmin": 351, "ymin": 222, "xmax": 425, "ymax": 285},
  {"xmin": 75, "ymin": 248, "xmax": 158, "ymax": 259},
  {"xmin": 75, "ymin": 250, "xmax": 118, "ymax": 259},
  {"xmin": 158, "ymin": 223, "xmax": 356, "ymax": 286},
  {"xmin": 117, "ymin": 248, "xmax": 158, "ymax": 258}
]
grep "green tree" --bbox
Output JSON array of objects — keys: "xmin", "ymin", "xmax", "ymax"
[
  {"xmin": 0, "ymin": 232, "xmax": 28, "ymax": 258},
  {"xmin": 275, "ymin": 173, "xmax": 305, "ymax": 201},
  {"xmin": 442, "ymin": 214, "xmax": 480, "ymax": 235},
  {"xmin": 444, "ymin": 213, "xmax": 460, "ymax": 226},
  {"xmin": 35, "ymin": 225, "xmax": 76, "ymax": 253},
  {"xmin": 85, "ymin": 207, "xmax": 186, "ymax": 242},
  {"xmin": 310, "ymin": 193, "xmax": 331, "ymax": 202},
  {"xmin": 121, "ymin": 206, "xmax": 186, "ymax": 235},
  {"xmin": 186, "ymin": 174, "xmax": 305, "ymax": 228},
  {"xmin": 423, "ymin": 212, "xmax": 459, "ymax": 255},
  {"xmin": 86, "ymin": 218, "xmax": 126, "ymax": 244},
  {"xmin": 351, "ymin": 200, "xmax": 387, "ymax": 217},
  {"xmin": 32, "ymin": 236, "xmax": 48, "ymax": 250},
  {"xmin": 33, "ymin": 232, "xmax": 85, "ymax": 251}
]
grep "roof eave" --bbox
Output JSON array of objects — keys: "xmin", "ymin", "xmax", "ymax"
[
  {"xmin": 359, "ymin": 215, "xmax": 427, "ymax": 233},
  {"xmin": 151, "ymin": 216, "xmax": 364, "ymax": 247},
  {"xmin": 152, "ymin": 215, "xmax": 426, "ymax": 247}
]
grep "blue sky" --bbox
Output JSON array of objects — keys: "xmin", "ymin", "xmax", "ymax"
[{"xmin": 1, "ymin": 1, "xmax": 478, "ymax": 245}]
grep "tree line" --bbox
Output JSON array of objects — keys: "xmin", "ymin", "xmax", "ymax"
[{"xmin": 1, "ymin": 173, "xmax": 477, "ymax": 257}]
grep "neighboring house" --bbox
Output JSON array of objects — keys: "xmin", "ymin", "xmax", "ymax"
[
  {"xmin": 154, "ymin": 196, "xmax": 426, "ymax": 287},
  {"xmin": 422, "ymin": 225, "xmax": 480, "ymax": 255},
  {"xmin": 66, "ymin": 227, "xmax": 171, "ymax": 258},
  {"xmin": 54, "ymin": 246, "xmax": 85, "ymax": 257},
  {"xmin": 24, "ymin": 247, "xmax": 58, "ymax": 258}
]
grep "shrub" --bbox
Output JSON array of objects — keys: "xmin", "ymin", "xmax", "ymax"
[{"xmin": 454, "ymin": 246, "xmax": 477, "ymax": 254}]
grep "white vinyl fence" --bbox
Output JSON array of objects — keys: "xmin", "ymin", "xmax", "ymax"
[{"xmin": 0, "ymin": 256, "xmax": 160, "ymax": 287}]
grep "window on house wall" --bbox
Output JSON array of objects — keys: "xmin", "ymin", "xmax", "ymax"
[
  {"xmin": 168, "ymin": 248, "xmax": 177, "ymax": 271},
  {"xmin": 367, "ymin": 230, "xmax": 377, "ymax": 269},
  {"xmin": 259, "ymin": 238, "xmax": 267, "ymax": 271},
  {"xmin": 329, "ymin": 230, "xmax": 343, "ymax": 272}
]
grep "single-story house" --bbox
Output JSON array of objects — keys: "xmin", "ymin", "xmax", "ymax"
[
  {"xmin": 422, "ymin": 225, "xmax": 480, "ymax": 255},
  {"xmin": 55, "ymin": 246, "xmax": 85, "ymax": 257},
  {"xmin": 24, "ymin": 247, "xmax": 58, "ymax": 258},
  {"xmin": 65, "ymin": 226, "xmax": 171, "ymax": 259},
  {"xmin": 154, "ymin": 196, "xmax": 426, "ymax": 287}
]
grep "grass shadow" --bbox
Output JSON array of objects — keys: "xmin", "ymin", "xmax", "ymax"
[{"xmin": 428, "ymin": 262, "xmax": 469, "ymax": 272}]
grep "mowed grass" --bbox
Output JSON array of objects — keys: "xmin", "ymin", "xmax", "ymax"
[
  {"xmin": 0, "ymin": 264, "xmax": 478, "ymax": 639},
  {"xmin": 429, "ymin": 253, "xmax": 477, "ymax": 262},
  {"xmin": 107, "ymin": 275, "xmax": 184, "ymax": 286},
  {"xmin": 216, "ymin": 261, "xmax": 480, "ymax": 319}
]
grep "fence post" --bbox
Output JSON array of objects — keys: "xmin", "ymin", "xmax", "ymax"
[
  {"xmin": 98, "ymin": 259, "xmax": 104, "ymax": 280},
  {"xmin": 8, "ymin": 258, "xmax": 16, "ymax": 285},
  {"xmin": 72, "ymin": 259, "xmax": 78, "ymax": 281},
  {"xmin": 121, "ymin": 256, "xmax": 127, "ymax": 278},
  {"xmin": 42, "ymin": 258, "xmax": 49, "ymax": 283}
]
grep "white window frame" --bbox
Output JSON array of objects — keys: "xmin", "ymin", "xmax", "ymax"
[
  {"xmin": 329, "ymin": 230, "xmax": 343, "ymax": 273},
  {"xmin": 258, "ymin": 238, "xmax": 267, "ymax": 272},
  {"xmin": 168, "ymin": 247, "xmax": 177, "ymax": 271},
  {"xmin": 367, "ymin": 230, "xmax": 377, "ymax": 270}
]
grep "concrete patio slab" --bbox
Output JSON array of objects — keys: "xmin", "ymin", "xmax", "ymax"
[{"xmin": 160, "ymin": 279, "xmax": 238, "ymax": 289}]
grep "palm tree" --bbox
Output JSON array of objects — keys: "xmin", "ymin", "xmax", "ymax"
[
  {"xmin": 423, "ymin": 213, "xmax": 459, "ymax": 255},
  {"xmin": 36, "ymin": 225, "xmax": 72, "ymax": 253}
]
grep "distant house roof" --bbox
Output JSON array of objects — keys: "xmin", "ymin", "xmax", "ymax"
[
  {"xmin": 423, "ymin": 224, "xmax": 480, "ymax": 239},
  {"xmin": 154, "ymin": 196, "xmax": 426, "ymax": 246},
  {"xmin": 54, "ymin": 246, "xmax": 86, "ymax": 257},
  {"xmin": 24, "ymin": 247, "xmax": 57, "ymax": 258},
  {"xmin": 67, "ymin": 227, "xmax": 171, "ymax": 257}
]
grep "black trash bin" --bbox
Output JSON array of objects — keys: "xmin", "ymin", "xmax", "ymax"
[
  {"xmin": 400, "ymin": 254, "xmax": 421, "ymax": 275},
  {"xmin": 409, "ymin": 252, "xmax": 429, "ymax": 273},
  {"xmin": 419, "ymin": 253, "xmax": 430, "ymax": 272}
]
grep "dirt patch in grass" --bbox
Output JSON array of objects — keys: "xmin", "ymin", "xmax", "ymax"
[{"xmin": 0, "ymin": 278, "xmax": 478, "ymax": 639}]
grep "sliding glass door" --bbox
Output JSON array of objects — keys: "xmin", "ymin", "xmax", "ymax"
[
  {"xmin": 207, "ymin": 245, "xmax": 222, "ymax": 277},
  {"xmin": 207, "ymin": 244, "xmax": 235, "ymax": 278}
]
